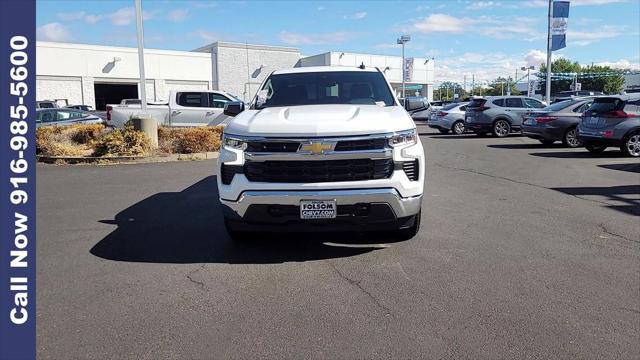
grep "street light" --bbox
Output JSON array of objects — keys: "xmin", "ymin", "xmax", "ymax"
[
  {"xmin": 397, "ymin": 34, "xmax": 411, "ymax": 99},
  {"xmin": 521, "ymin": 66, "xmax": 535, "ymax": 96}
]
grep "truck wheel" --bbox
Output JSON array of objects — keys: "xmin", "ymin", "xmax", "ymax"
[
  {"xmin": 621, "ymin": 131, "xmax": 640, "ymax": 157},
  {"xmin": 585, "ymin": 144, "xmax": 607, "ymax": 154},
  {"xmin": 452, "ymin": 120, "xmax": 465, "ymax": 135},
  {"xmin": 562, "ymin": 127, "xmax": 581, "ymax": 148},
  {"xmin": 224, "ymin": 219, "xmax": 253, "ymax": 242},
  {"xmin": 493, "ymin": 120, "xmax": 510, "ymax": 137},
  {"xmin": 397, "ymin": 211, "xmax": 421, "ymax": 240}
]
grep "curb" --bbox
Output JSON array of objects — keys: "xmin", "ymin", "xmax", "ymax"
[{"xmin": 37, "ymin": 152, "xmax": 219, "ymax": 165}]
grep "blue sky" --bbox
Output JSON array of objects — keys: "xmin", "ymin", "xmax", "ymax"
[{"xmin": 36, "ymin": 0, "xmax": 640, "ymax": 83}]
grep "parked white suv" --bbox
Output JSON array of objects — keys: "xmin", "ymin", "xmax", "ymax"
[{"xmin": 218, "ymin": 66, "xmax": 424, "ymax": 240}]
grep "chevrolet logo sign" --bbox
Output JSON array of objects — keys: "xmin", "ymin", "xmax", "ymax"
[{"xmin": 299, "ymin": 141, "xmax": 333, "ymax": 154}]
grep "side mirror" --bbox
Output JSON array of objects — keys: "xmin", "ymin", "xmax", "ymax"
[{"xmin": 224, "ymin": 101, "xmax": 245, "ymax": 117}]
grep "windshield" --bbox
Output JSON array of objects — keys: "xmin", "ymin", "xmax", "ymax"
[
  {"xmin": 543, "ymin": 99, "xmax": 576, "ymax": 111},
  {"xmin": 255, "ymin": 71, "xmax": 396, "ymax": 108}
]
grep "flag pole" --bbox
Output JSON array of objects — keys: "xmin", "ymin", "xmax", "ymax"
[{"xmin": 545, "ymin": 0, "xmax": 552, "ymax": 103}]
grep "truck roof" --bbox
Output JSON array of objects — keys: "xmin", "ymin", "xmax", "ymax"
[{"xmin": 272, "ymin": 65, "xmax": 380, "ymax": 75}]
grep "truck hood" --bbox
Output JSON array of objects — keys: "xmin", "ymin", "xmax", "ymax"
[{"xmin": 224, "ymin": 104, "xmax": 415, "ymax": 137}]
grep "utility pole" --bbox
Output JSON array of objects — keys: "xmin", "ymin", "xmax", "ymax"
[
  {"xmin": 545, "ymin": 0, "xmax": 552, "ymax": 103},
  {"xmin": 472, "ymin": 75, "xmax": 475, "ymax": 96},
  {"xmin": 463, "ymin": 75, "xmax": 466, "ymax": 97}
]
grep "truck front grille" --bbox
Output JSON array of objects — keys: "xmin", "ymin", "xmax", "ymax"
[
  {"xmin": 245, "ymin": 141, "xmax": 300, "ymax": 153},
  {"xmin": 244, "ymin": 159, "xmax": 394, "ymax": 183},
  {"xmin": 245, "ymin": 137, "xmax": 388, "ymax": 153},
  {"xmin": 334, "ymin": 138, "xmax": 387, "ymax": 151}
]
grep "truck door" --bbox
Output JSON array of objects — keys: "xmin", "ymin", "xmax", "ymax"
[
  {"xmin": 170, "ymin": 92, "xmax": 209, "ymax": 126},
  {"xmin": 205, "ymin": 93, "xmax": 232, "ymax": 126}
]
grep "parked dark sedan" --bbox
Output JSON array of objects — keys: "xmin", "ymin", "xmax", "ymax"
[
  {"xmin": 36, "ymin": 108, "xmax": 105, "ymax": 127},
  {"xmin": 521, "ymin": 98, "xmax": 593, "ymax": 147}
]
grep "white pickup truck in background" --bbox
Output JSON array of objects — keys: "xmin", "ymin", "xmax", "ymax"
[{"xmin": 106, "ymin": 90, "xmax": 239, "ymax": 128}]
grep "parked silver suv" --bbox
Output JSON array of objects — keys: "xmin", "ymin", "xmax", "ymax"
[
  {"xmin": 465, "ymin": 96, "xmax": 546, "ymax": 137},
  {"xmin": 577, "ymin": 94, "xmax": 640, "ymax": 157}
]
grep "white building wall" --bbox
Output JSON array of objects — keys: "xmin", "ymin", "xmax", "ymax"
[
  {"xmin": 196, "ymin": 42, "xmax": 300, "ymax": 102},
  {"xmin": 36, "ymin": 41, "xmax": 212, "ymax": 106},
  {"xmin": 36, "ymin": 76, "xmax": 83, "ymax": 106}
]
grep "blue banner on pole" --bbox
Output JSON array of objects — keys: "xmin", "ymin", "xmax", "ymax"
[
  {"xmin": 0, "ymin": 1, "xmax": 36, "ymax": 359},
  {"xmin": 551, "ymin": 0, "xmax": 570, "ymax": 51}
]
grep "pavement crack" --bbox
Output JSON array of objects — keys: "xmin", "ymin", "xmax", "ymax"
[
  {"xmin": 186, "ymin": 265, "xmax": 208, "ymax": 291},
  {"xmin": 433, "ymin": 162, "xmax": 548, "ymax": 191},
  {"xmin": 433, "ymin": 162, "xmax": 625, "ymax": 208},
  {"xmin": 599, "ymin": 224, "xmax": 639, "ymax": 244},
  {"xmin": 327, "ymin": 261, "xmax": 393, "ymax": 317}
]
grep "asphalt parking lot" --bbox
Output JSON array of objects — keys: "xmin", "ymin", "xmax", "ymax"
[{"xmin": 37, "ymin": 125, "xmax": 639, "ymax": 359}]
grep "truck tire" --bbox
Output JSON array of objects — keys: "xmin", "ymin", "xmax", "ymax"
[{"xmin": 397, "ymin": 210, "xmax": 421, "ymax": 240}]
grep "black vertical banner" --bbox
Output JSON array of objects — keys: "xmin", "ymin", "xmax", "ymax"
[{"xmin": 0, "ymin": 1, "xmax": 36, "ymax": 359}]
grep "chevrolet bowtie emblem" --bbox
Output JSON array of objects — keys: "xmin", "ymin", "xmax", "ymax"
[{"xmin": 300, "ymin": 141, "xmax": 333, "ymax": 154}]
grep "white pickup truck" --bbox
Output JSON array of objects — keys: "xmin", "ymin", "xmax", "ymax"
[
  {"xmin": 105, "ymin": 90, "xmax": 238, "ymax": 128},
  {"xmin": 218, "ymin": 66, "xmax": 425, "ymax": 240}
]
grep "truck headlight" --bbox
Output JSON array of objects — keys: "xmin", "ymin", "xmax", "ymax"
[
  {"xmin": 223, "ymin": 135, "xmax": 247, "ymax": 150},
  {"xmin": 389, "ymin": 129, "xmax": 417, "ymax": 147}
]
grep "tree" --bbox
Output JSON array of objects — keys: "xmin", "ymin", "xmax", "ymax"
[
  {"xmin": 486, "ymin": 77, "xmax": 519, "ymax": 96},
  {"xmin": 537, "ymin": 58, "xmax": 625, "ymax": 95},
  {"xmin": 434, "ymin": 81, "xmax": 467, "ymax": 101}
]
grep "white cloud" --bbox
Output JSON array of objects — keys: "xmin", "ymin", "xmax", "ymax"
[
  {"xmin": 572, "ymin": 0, "xmax": 627, "ymax": 5},
  {"xmin": 192, "ymin": 30, "xmax": 221, "ymax": 42},
  {"xmin": 431, "ymin": 50, "xmax": 567, "ymax": 84},
  {"xmin": 167, "ymin": 9, "xmax": 189, "ymax": 22},
  {"xmin": 409, "ymin": 13, "xmax": 473, "ymax": 33},
  {"xmin": 403, "ymin": 13, "xmax": 541, "ymax": 40},
  {"xmin": 56, "ymin": 11, "xmax": 86, "ymax": 21},
  {"xmin": 467, "ymin": 1, "xmax": 500, "ymax": 10},
  {"xmin": 36, "ymin": 22, "xmax": 72, "ymax": 42},
  {"xmin": 108, "ymin": 7, "xmax": 156, "ymax": 26},
  {"xmin": 567, "ymin": 26, "xmax": 623, "ymax": 46},
  {"xmin": 85, "ymin": 14, "xmax": 102, "ymax": 24},
  {"xmin": 345, "ymin": 11, "xmax": 367, "ymax": 20},
  {"xmin": 524, "ymin": 50, "xmax": 546, "ymax": 68},
  {"xmin": 522, "ymin": 0, "xmax": 625, "ymax": 6},
  {"xmin": 190, "ymin": 1, "xmax": 217, "ymax": 8},
  {"xmin": 278, "ymin": 31, "xmax": 356, "ymax": 45},
  {"xmin": 593, "ymin": 59, "xmax": 640, "ymax": 70}
]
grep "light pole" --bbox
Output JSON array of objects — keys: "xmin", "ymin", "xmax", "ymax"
[
  {"xmin": 397, "ymin": 34, "xmax": 411, "ymax": 99},
  {"xmin": 134, "ymin": 0, "xmax": 147, "ymax": 114},
  {"xmin": 521, "ymin": 66, "xmax": 535, "ymax": 96}
]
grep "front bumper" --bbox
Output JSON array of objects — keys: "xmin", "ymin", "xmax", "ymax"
[{"xmin": 221, "ymin": 188, "xmax": 422, "ymax": 219}]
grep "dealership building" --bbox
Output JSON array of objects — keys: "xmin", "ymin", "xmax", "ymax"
[{"xmin": 36, "ymin": 41, "xmax": 435, "ymax": 110}]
